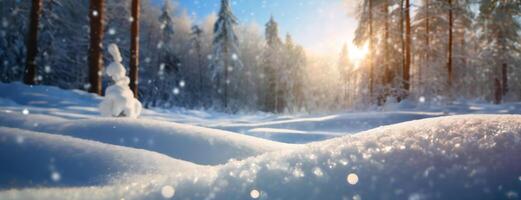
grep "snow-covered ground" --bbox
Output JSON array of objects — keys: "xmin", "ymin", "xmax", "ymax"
[{"xmin": 1, "ymin": 82, "xmax": 521, "ymax": 199}]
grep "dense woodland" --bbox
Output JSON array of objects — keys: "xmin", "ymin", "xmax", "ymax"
[{"xmin": 1, "ymin": 0, "xmax": 520, "ymax": 113}]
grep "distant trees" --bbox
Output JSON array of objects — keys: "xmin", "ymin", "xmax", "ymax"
[
  {"xmin": 88, "ymin": 0, "xmax": 105, "ymax": 95},
  {"xmin": 261, "ymin": 17, "xmax": 307, "ymax": 113},
  {"xmin": 0, "ymin": 1, "xmax": 28, "ymax": 82},
  {"xmin": 355, "ymin": 0, "xmax": 409, "ymax": 103},
  {"xmin": 354, "ymin": 0, "xmax": 520, "ymax": 105},
  {"xmin": 338, "ymin": 44, "xmax": 353, "ymax": 105},
  {"xmin": 23, "ymin": 0, "xmax": 43, "ymax": 85},
  {"xmin": 477, "ymin": 0, "xmax": 521, "ymax": 104}
]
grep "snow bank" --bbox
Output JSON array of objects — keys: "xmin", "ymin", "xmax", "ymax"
[
  {"xmin": 2, "ymin": 115, "xmax": 520, "ymax": 199},
  {"xmin": 0, "ymin": 82, "xmax": 100, "ymax": 109},
  {"xmin": 0, "ymin": 127, "xmax": 199, "ymax": 189},
  {"xmin": 0, "ymin": 112, "xmax": 295, "ymax": 165}
]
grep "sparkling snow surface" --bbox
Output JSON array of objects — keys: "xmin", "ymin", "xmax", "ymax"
[{"xmin": 1, "ymin": 83, "xmax": 521, "ymax": 199}]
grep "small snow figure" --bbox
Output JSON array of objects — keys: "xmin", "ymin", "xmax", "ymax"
[{"xmin": 99, "ymin": 44, "xmax": 142, "ymax": 118}]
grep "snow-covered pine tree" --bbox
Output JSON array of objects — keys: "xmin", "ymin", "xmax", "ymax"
[
  {"xmin": 38, "ymin": 0, "xmax": 60, "ymax": 86},
  {"xmin": 477, "ymin": 0, "xmax": 521, "ymax": 103},
  {"xmin": 88, "ymin": 0, "xmax": 105, "ymax": 95},
  {"xmin": 210, "ymin": 0, "xmax": 242, "ymax": 109},
  {"xmin": 0, "ymin": 0, "xmax": 29, "ymax": 83},
  {"xmin": 100, "ymin": 44, "xmax": 142, "ymax": 118},
  {"xmin": 263, "ymin": 16, "xmax": 283, "ymax": 112},
  {"xmin": 282, "ymin": 33, "xmax": 306, "ymax": 112},
  {"xmin": 191, "ymin": 25, "xmax": 204, "ymax": 100},
  {"xmin": 235, "ymin": 23, "xmax": 265, "ymax": 111},
  {"xmin": 154, "ymin": 0, "xmax": 180, "ymax": 107},
  {"xmin": 23, "ymin": 0, "xmax": 43, "ymax": 85}
]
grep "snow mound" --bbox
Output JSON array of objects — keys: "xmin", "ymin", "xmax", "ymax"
[
  {"xmin": 0, "ymin": 112, "xmax": 295, "ymax": 165},
  {"xmin": 169, "ymin": 115, "xmax": 521, "ymax": 200},
  {"xmin": 0, "ymin": 127, "xmax": 199, "ymax": 189},
  {"xmin": 2, "ymin": 115, "xmax": 520, "ymax": 200}
]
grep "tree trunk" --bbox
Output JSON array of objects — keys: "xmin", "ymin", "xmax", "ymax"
[
  {"xmin": 421, "ymin": 0, "xmax": 430, "ymax": 93},
  {"xmin": 379, "ymin": 0, "xmax": 391, "ymax": 105},
  {"xmin": 494, "ymin": 78, "xmax": 502, "ymax": 104},
  {"xmin": 502, "ymin": 63, "xmax": 508, "ymax": 96},
  {"xmin": 223, "ymin": 46, "xmax": 229, "ymax": 109},
  {"xmin": 399, "ymin": 0, "xmax": 405, "ymax": 100},
  {"xmin": 23, "ymin": 0, "xmax": 43, "ymax": 85},
  {"xmin": 368, "ymin": 0, "xmax": 374, "ymax": 98},
  {"xmin": 403, "ymin": 0, "xmax": 411, "ymax": 93},
  {"xmin": 88, "ymin": 0, "xmax": 105, "ymax": 95},
  {"xmin": 129, "ymin": 0, "xmax": 140, "ymax": 98},
  {"xmin": 447, "ymin": 0, "xmax": 453, "ymax": 89}
]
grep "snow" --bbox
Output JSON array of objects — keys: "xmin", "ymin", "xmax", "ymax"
[
  {"xmin": 100, "ymin": 44, "xmax": 142, "ymax": 118},
  {"xmin": 0, "ymin": 82, "xmax": 521, "ymax": 199}
]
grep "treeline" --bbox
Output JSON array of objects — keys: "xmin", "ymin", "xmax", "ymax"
[
  {"xmin": 0, "ymin": 0, "xmax": 314, "ymax": 113},
  {"xmin": 3, "ymin": 0, "xmax": 520, "ymax": 114},
  {"xmin": 349, "ymin": 0, "xmax": 521, "ymax": 105}
]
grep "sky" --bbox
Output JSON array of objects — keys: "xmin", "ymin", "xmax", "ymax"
[{"xmin": 152, "ymin": 0, "xmax": 360, "ymax": 56}]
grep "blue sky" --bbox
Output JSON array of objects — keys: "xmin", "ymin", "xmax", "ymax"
[{"xmin": 152, "ymin": 0, "xmax": 359, "ymax": 55}]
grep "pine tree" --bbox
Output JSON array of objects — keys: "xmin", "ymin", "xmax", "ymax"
[
  {"xmin": 23, "ymin": 0, "xmax": 43, "ymax": 85},
  {"xmin": 191, "ymin": 25, "xmax": 204, "ymax": 98},
  {"xmin": 155, "ymin": 1, "xmax": 180, "ymax": 107},
  {"xmin": 210, "ymin": 0, "xmax": 242, "ymax": 109},
  {"xmin": 88, "ymin": 0, "xmax": 105, "ymax": 95},
  {"xmin": 282, "ymin": 33, "xmax": 306, "ymax": 111},
  {"xmin": 1, "ymin": 1, "xmax": 29, "ymax": 82},
  {"xmin": 263, "ymin": 16, "xmax": 283, "ymax": 112},
  {"xmin": 159, "ymin": 1, "xmax": 174, "ymax": 45},
  {"xmin": 129, "ymin": 0, "xmax": 140, "ymax": 97}
]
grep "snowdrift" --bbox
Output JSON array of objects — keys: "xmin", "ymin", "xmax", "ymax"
[
  {"xmin": 0, "ymin": 127, "xmax": 199, "ymax": 189},
  {"xmin": 0, "ymin": 112, "xmax": 294, "ymax": 165},
  {"xmin": 2, "ymin": 115, "xmax": 520, "ymax": 200}
]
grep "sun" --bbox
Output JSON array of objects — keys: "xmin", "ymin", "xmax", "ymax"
[{"xmin": 349, "ymin": 43, "xmax": 369, "ymax": 63}]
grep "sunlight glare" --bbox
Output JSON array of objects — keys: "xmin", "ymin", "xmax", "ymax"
[{"xmin": 349, "ymin": 44, "xmax": 368, "ymax": 63}]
